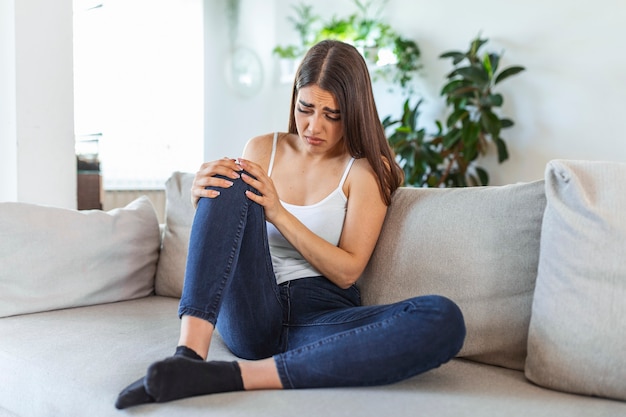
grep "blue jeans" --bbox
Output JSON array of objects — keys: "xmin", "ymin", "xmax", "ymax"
[{"xmin": 178, "ymin": 175, "xmax": 465, "ymax": 389}]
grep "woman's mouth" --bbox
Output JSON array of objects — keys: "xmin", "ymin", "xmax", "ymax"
[{"xmin": 306, "ymin": 136, "xmax": 324, "ymax": 146}]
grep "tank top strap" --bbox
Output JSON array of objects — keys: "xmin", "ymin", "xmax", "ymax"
[
  {"xmin": 338, "ymin": 157, "xmax": 356, "ymax": 189},
  {"xmin": 267, "ymin": 132, "xmax": 279, "ymax": 177}
]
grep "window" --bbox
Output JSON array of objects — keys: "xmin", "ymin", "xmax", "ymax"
[{"xmin": 73, "ymin": 0, "xmax": 204, "ymax": 190}]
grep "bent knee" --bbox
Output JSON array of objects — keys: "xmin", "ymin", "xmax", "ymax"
[
  {"xmin": 406, "ymin": 295, "xmax": 466, "ymax": 351},
  {"xmin": 429, "ymin": 295, "xmax": 464, "ymax": 325}
]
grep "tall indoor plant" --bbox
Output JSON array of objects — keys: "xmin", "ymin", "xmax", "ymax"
[{"xmin": 385, "ymin": 36, "xmax": 525, "ymax": 187}]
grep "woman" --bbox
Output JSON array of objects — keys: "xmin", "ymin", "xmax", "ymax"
[{"xmin": 116, "ymin": 39, "xmax": 465, "ymax": 409}]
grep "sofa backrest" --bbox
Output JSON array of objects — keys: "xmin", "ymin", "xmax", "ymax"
[
  {"xmin": 154, "ymin": 172, "xmax": 546, "ymax": 371},
  {"xmin": 358, "ymin": 181, "xmax": 546, "ymax": 371}
]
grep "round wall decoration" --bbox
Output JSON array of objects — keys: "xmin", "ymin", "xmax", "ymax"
[{"xmin": 225, "ymin": 46, "xmax": 264, "ymax": 98}]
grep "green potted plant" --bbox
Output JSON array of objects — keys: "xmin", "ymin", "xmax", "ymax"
[
  {"xmin": 372, "ymin": 35, "xmax": 421, "ymax": 93},
  {"xmin": 272, "ymin": 3, "xmax": 319, "ymax": 59},
  {"xmin": 383, "ymin": 99, "xmax": 442, "ymax": 186},
  {"xmin": 385, "ymin": 36, "xmax": 525, "ymax": 187},
  {"xmin": 273, "ymin": 1, "xmax": 421, "ymax": 93},
  {"xmin": 273, "ymin": 3, "xmax": 319, "ymax": 82}
]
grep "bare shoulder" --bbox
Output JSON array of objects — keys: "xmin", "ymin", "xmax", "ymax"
[
  {"xmin": 242, "ymin": 133, "xmax": 274, "ymax": 160},
  {"xmin": 344, "ymin": 157, "xmax": 381, "ymax": 201},
  {"xmin": 348, "ymin": 157, "xmax": 378, "ymax": 186},
  {"xmin": 242, "ymin": 132, "xmax": 286, "ymax": 172}
]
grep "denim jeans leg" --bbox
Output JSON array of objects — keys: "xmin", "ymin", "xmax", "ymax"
[
  {"xmin": 275, "ymin": 285, "xmax": 466, "ymax": 389},
  {"xmin": 216, "ymin": 194, "xmax": 285, "ymax": 360},
  {"xmin": 178, "ymin": 175, "xmax": 284, "ymax": 359}
]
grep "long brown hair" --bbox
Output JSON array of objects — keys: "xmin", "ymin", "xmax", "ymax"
[{"xmin": 287, "ymin": 39, "xmax": 404, "ymax": 206}]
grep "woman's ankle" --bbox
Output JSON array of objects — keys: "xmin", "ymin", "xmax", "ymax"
[
  {"xmin": 239, "ymin": 358, "xmax": 284, "ymax": 391},
  {"xmin": 178, "ymin": 315, "xmax": 215, "ymax": 359}
]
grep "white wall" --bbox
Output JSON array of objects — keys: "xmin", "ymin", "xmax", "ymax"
[
  {"xmin": 385, "ymin": 0, "xmax": 626, "ymax": 184},
  {"xmin": 203, "ymin": 0, "xmax": 278, "ymax": 161},
  {"xmin": 0, "ymin": 0, "xmax": 76, "ymax": 208},
  {"xmin": 4, "ymin": 0, "xmax": 624, "ymax": 206},
  {"xmin": 204, "ymin": 0, "xmax": 626, "ymax": 185},
  {"xmin": 0, "ymin": 0, "xmax": 18, "ymax": 201}
]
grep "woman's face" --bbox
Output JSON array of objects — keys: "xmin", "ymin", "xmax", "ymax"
[{"xmin": 294, "ymin": 85, "xmax": 344, "ymax": 154}]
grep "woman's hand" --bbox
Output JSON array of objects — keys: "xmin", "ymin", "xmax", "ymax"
[
  {"xmin": 237, "ymin": 158, "xmax": 283, "ymax": 223},
  {"xmin": 190, "ymin": 157, "xmax": 243, "ymax": 208}
]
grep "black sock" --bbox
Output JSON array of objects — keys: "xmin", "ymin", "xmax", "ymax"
[
  {"xmin": 115, "ymin": 376, "xmax": 154, "ymax": 410},
  {"xmin": 114, "ymin": 346, "xmax": 203, "ymax": 409},
  {"xmin": 174, "ymin": 345, "xmax": 204, "ymax": 361},
  {"xmin": 145, "ymin": 357, "xmax": 244, "ymax": 403}
]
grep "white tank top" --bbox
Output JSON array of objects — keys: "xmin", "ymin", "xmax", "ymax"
[{"xmin": 265, "ymin": 132, "xmax": 355, "ymax": 284}]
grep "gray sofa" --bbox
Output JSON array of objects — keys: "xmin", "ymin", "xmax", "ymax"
[{"xmin": 1, "ymin": 159, "xmax": 625, "ymax": 417}]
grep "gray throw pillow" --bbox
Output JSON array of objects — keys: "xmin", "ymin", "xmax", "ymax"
[
  {"xmin": 0, "ymin": 196, "xmax": 160, "ymax": 317},
  {"xmin": 525, "ymin": 160, "xmax": 626, "ymax": 401},
  {"xmin": 154, "ymin": 172, "xmax": 196, "ymax": 297}
]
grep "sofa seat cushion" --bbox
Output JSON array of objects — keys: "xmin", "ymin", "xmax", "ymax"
[
  {"xmin": 1, "ymin": 296, "xmax": 624, "ymax": 417},
  {"xmin": 359, "ymin": 181, "xmax": 546, "ymax": 371},
  {"xmin": 0, "ymin": 196, "xmax": 160, "ymax": 318}
]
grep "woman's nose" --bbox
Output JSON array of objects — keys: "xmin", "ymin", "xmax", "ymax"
[{"xmin": 306, "ymin": 114, "xmax": 322, "ymax": 135}]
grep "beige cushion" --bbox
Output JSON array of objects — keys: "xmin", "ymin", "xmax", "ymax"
[
  {"xmin": 359, "ymin": 181, "xmax": 546, "ymax": 370},
  {"xmin": 525, "ymin": 160, "xmax": 626, "ymax": 401},
  {"xmin": 0, "ymin": 196, "xmax": 160, "ymax": 318},
  {"xmin": 3, "ymin": 297, "xmax": 626, "ymax": 417},
  {"xmin": 155, "ymin": 172, "xmax": 196, "ymax": 297}
]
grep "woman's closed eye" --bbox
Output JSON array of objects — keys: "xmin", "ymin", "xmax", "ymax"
[
  {"xmin": 296, "ymin": 106, "xmax": 311, "ymax": 115},
  {"xmin": 325, "ymin": 112, "xmax": 341, "ymax": 121},
  {"xmin": 296, "ymin": 106, "xmax": 341, "ymax": 121}
]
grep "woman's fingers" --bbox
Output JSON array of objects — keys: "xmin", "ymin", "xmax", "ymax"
[
  {"xmin": 196, "ymin": 159, "xmax": 242, "ymax": 182},
  {"xmin": 193, "ymin": 175, "xmax": 237, "ymax": 190},
  {"xmin": 190, "ymin": 158, "xmax": 243, "ymax": 207},
  {"xmin": 238, "ymin": 159, "xmax": 284, "ymax": 222},
  {"xmin": 238, "ymin": 159, "xmax": 267, "ymax": 192}
]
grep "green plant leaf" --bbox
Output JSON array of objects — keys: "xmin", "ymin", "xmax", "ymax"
[
  {"xmin": 446, "ymin": 87, "xmax": 478, "ymax": 103},
  {"xmin": 495, "ymin": 137, "xmax": 509, "ymax": 163},
  {"xmin": 440, "ymin": 51, "xmax": 466, "ymax": 65},
  {"xmin": 469, "ymin": 37, "xmax": 488, "ymax": 57},
  {"xmin": 463, "ymin": 122, "xmax": 481, "ymax": 145},
  {"xmin": 447, "ymin": 109, "xmax": 469, "ymax": 128},
  {"xmin": 425, "ymin": 174, "xmax": 438, "ymax": 187},
  {"xmin": 272, "ymin": 45, "xmax": 300, "ymax": 58},
  {"xmin": 450, "ymin": 66, "xmax": 489, "ymax": 86},
  {"xmin": 434, "ymin": 120, "xmax": 443, "ymax": 135},
  {"xmin": 487, "ymin": 53, "xmax": 500, "ymax": 75},
  {"xmin": 480, "ymin": 110, "xmax": 501, "ymax": 138},
  {"xmin": 453, "ymin": 171, "xmax": 468, "ymax": 187},
  {"xmin": 381, "ymin": 114, "xmax": 396, "ymax": 128},
  {"xmin": 441, "ymin": 79, "xmax": 472, "ymax": 95},
  {"xmin": 461, "ymin": 122, "xmax": 481, "ymax": 162},
  {"xmin": 480, "ymin": 93, "xmax": 503, "ymax": 107},
  {"xmin": 464, "ymin": 144, "xmax": 478, "ymax": 162},
  {"xmin": 495, "ymin": 66, "xmax": 525, "ymax": 84},
  {"xmin": 482, "ymin": 53, "xmax": 493, "ymax": 79},
  {"xmin": 500, "ymin": 118, "xmax": 514, "ymax": 128},
  {"xmin": 443, "ymin": 129, "xmax": 462, "ymax": 149},
  {"xmin": 476, "ymin": 166, "xmax": 489, "ymax": 185}
]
